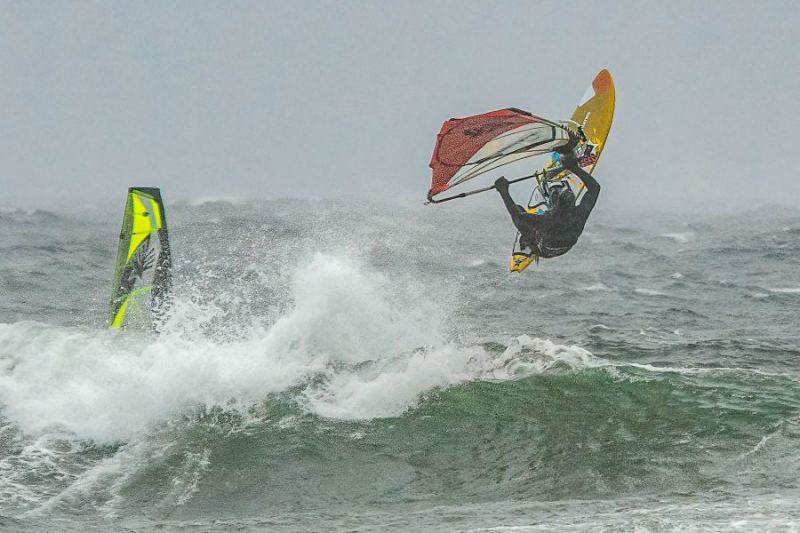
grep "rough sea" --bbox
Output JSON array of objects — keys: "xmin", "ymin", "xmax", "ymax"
[{"xmin": 1, "ymin": 199, "xmax": 799, "ymax": 532}]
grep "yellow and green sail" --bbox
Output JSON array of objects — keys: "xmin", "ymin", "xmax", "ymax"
[{"xmin": 108, "ymin": 187, "xmax": 172, "ymax": 329}]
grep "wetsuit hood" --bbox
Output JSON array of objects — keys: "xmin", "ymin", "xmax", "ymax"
[{"xmin": 550, "ymin": 187, "xmax": 576, "ymax": 212}]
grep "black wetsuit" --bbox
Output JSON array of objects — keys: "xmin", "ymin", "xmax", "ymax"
[{"xmin": 498, "ymin": 160, "xmax": 601, "ymax": 258}]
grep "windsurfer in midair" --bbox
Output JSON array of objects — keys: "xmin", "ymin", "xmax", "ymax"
[{"xmin": 494, "ymin": 140, "xmax": 601, "ymax": 258}]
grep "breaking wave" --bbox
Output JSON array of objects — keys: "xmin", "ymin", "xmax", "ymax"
[{"xmin": 0, "ymin": 253, "xmax": 616, "ymax": 445}]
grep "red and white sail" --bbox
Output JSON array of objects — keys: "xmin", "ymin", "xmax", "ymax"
[{"xmin": 428, "ymin": 108, "xmax": 568, "ymax": 200}]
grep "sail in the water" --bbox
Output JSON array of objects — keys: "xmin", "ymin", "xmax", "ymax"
[
  {"xmin": 108, "ymin": 187, "xmax": 172, "ymax": 330},
  {"xmin": 427, "ymin": 108, "xmax": 569, "ymax": 201}
]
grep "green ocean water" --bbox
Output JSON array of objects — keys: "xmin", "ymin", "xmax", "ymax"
[{"xmin": 1, "ymin": 201, "xmax": 799, "ymax": 531}]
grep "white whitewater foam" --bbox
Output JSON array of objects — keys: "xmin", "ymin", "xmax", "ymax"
[
  {"xmin": 303, "ymin": 334, "xmax": 608, "ymax": 420},
  {"xmin": 0, "ymin": 321, "xmax": 310, "ymax": 442},
  {"xmin": 0, "ymin": 249, "xmax": 623, "ymax": 448},
  {"xmin": 659, "ymin": 232, "xmax": 694, "ymax": 243},
  {"xmin": 262, "ymin": 254, "xmax": 442, "ymax": 366},
  {"xmin": 635, "ymin": 288, "xmax": 668, "ymax": 296},
  {"xmin": 767, "ymin": 287, "xmax": 800, "ymax": 294},
  {"xmin": 582, "ymin": 282, "xmax": 616, "ymax": 292},
  {"xmin": 0, "ymin": 207, "xmax": 37, "ymax": 216},
  {"xmin": 0, "ymin": 254, "xmax": 444, "ymax": 442},
  {"xmin": 302, "ymin": 343, "xmax": 482, "ymax": 420},
  {"xmin": 0, "ymin": 252, "xmax": 611, "ymax": 441},
  {"xmin": 485, "ymin": 335, "xmax": 607, "ymax": 378},
  {"xmin": 187, "ymin": 195, "xmax": 246, "ymax": 206}
]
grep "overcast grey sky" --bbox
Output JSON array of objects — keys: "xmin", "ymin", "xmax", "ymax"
[{"xmin": 0, "ymin": 1, "xmax": 797, "ymax": 212}]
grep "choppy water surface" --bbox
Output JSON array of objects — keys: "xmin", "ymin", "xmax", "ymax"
[{"xmin": 1, "ymin": 201, "xmax": 799, "ymax": 531}]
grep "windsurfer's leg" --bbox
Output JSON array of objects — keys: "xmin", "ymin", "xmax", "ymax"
[
  {"xmin": 510, "ymin": 206, "xmax": 536, "ymax": 234},
  {"xmin": 498, "ymin": 187, "xmax": 530, "ymax": 229},
  {"xmin": 505, "ymin": 200, "xmax": 539, "ymax": 238},
  {"xmin": 561, "ymin": 155, "xmax": 600, "ymax": 215},
  {"xmin": 496, "ymin": 176, "xmax": 539, "ymax": 236}
]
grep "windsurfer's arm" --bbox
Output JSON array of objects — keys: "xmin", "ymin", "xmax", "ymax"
[
  {"xmin": 562, "ymin": 158, "xmax": 601, "ymax": 214},
  {"xmin": 495, "ymin": 177, "xmax": 534, "ymax": 230}
]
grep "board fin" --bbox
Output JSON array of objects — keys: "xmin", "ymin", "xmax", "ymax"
[{"xmin": 108, "ymin": 187, "xmax": 172, "ymax": 330}]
